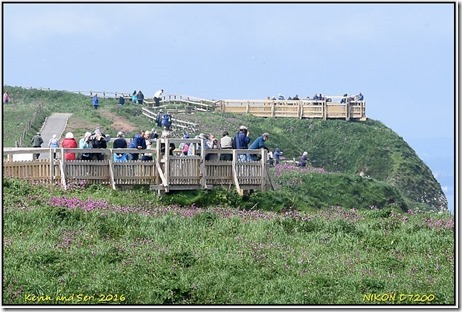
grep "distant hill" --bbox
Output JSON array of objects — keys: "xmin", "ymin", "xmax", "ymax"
[{"xmin": 2, "ymin": 86, "xmax": 448, "ymax": 212}]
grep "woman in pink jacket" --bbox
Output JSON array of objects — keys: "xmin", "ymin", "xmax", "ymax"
[{"xmin": 61, "ymin": 132, "xmax": 78, "ymax": 160}]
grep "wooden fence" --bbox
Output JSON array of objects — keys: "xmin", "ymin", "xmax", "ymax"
[
  {"xmin": 141, "ymin": 107, "xmax": 199, "ymax": 135},
  {"xmin": 3, "ymin": 140, "xmax": 269, "ymax": 195}
]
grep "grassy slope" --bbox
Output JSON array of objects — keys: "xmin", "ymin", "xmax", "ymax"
[
  {"xmin": 2, "ymin": 179, "xmax": 455, "ymax": 305},
  {"xmin": 2, "ymin": 86, "xmax": 447, "ymax": 211}
]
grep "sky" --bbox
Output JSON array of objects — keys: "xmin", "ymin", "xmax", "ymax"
[{"xmin": 2, "ymin": 2, "xmax": 456, "ymax": 212}]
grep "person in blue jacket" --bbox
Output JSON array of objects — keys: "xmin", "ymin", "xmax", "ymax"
[
  {"xmin": 162, "ymin": 113, "xmax": 172, "ymax": 130},
  {"xmin": 248, "ymin": 132, "xmax": 270, "ymax": 161},
  {"xmin": 92, "ymin": 94, "xmax": 99, "ymax": 109},
  {"xmin": 128, "ymin": 131, "xmax": 147, "ymax": 160},
  {"xmin": 235, "ymin": 126, "xmax": 251, "ymax": 161},
  {"xmin": 273, "ymin": 148, "xmax": 283, "ymax": 164}
]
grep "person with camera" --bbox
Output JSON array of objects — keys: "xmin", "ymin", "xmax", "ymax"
[
  {"xmin": 90, "ymin": 128, "xmax": 107, "ymax": 160},
  {"xmin": 79, "ymin": 132, "xmax": 93, "ymax": 160}
]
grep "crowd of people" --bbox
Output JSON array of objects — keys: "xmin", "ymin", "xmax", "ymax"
[
  {"xmin": 267, "ymin": 92, "xmax": 364, "ymax": 103},
  {"xmin": 89, "ymin": 88, "xmax": 163, "ymax": 109},
  {"xmin": 33, "ymin": 123, "xmax": 310, "ymax": 167}
]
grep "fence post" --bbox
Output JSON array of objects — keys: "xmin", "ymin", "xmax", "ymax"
[{"xmin": 261, "ymin": 149, "xmax": 267, "ymax": 191}]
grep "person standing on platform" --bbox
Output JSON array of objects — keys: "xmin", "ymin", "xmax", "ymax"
[
  {"xmin": 62, "ymin": 132, "xmax": 78, "ymax": 160},
  {"xmin": 48, "ymin": 134, "xmax": 60, "ymax": 159},
  {"xmin": 31, "ymin": 132, "xmax": 44, "ymax": 160},
  {"xmin": 113, "ymin": 131, "xmax": 128, "ymax": 162},
  {"xmin": 220, "ymin": 131, "xmax": 233, "ymax": 161}
]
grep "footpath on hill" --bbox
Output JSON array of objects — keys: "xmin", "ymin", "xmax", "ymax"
[{"xmin": 38, "ymin": 113, "xmax": 72, "ymax": 160}]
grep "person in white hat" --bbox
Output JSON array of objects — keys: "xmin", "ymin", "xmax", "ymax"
[
  {"xmin": 62, "ymin": 132, "xmax": 78, "ymax": 160},
  {"xmin": 235, "ymin": 126, "xmax": 251, "ymax": 161}
]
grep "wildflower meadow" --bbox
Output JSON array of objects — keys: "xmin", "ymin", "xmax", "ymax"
[{"xmin": 3, "ymin": 178, "xmax": 454, "ymax": 305}]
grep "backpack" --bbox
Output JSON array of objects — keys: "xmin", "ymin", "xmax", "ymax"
[{"xmin": 231, "ymin": 137, "xmax": 236, "ymax": 149}]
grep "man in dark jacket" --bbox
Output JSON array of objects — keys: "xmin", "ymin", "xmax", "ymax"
[
  {"xmin": 137, "ymin": 91, "xmax": 144, "ymax": 104},
  {"xmin": 90, "ymin": 128, "xmax": 107, "ymax": 160},
  {"xmin": 128, "ymin": 131, "xmax": 146, "ymax": 160},
  {"xmin": 31, "ymin": 132, "xmax": 44, "ymax": 160},
  {"xmin": 113, "ymin": 131, "xmax": 128, "ymax": 161}
]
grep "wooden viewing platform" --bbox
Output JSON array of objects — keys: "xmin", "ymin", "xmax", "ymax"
[
  {"xmin": 217, "ymin": 96, "xmax": 366, "ymax": 121},
  {"xmin": 3, "ymin": 139, "xmax": 270, "ymax": 196}
]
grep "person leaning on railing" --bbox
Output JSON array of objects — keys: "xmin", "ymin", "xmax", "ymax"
[
  {"xmin": 113, "ymin": 131, "xmax": 128, "ymax": 162},
  {"xmin": 248, "ymin": 132, "xmax": 270, "ymax": 161},
  {"xmin": 129, "ymin": 131, "xmax": 147, "ymax": 161},
  {"xmin": 220, "ymin": 131, "xmax": 233, "ymax": 161}
]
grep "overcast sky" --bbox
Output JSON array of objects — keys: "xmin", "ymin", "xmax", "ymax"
[{"xmin": 2, "ymin": 2, "xmax": 456, "ymax": 212}]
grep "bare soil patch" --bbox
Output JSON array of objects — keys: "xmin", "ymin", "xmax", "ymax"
[{"xmin": 98, "ymin": 109, "xmax": 138, "ymax": 133}]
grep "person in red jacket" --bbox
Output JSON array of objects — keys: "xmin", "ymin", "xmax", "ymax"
[{"xmin": 62, "ymin": 132, "xmax": 78, "ymax": 160}]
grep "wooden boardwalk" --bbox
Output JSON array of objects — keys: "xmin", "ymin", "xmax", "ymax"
[{"xmin": 3, "ymin": 139, "xmax": 270, "ymax": 195}]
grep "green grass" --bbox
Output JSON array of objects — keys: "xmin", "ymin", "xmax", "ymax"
[{"xmin": 3, "ymin": 179, "xmax": 454, "ymax": 305}]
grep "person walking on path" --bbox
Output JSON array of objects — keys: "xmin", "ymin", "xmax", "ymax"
[
  {"xmin": 48, "ymin": 134, "xmax": 60, "ymax": 159},
  {"xmin": 31, "ymin": 132, "xmax": 44, "ymax": 160},
  {"xmin": 137, "ymin": 91, "xmax": 144, "ymax": 104},
  {"xmin": 154, "ymin": 89, "xmax": 163, "ymax": 106},
  {"xmin": 92, "ymin": 94, "xmax": 99, "ymax": 109},
  {"xmin": 273, "ymin": 148, "xmax": 283, "ymax": 165},
  {"xmin": 118, "ymin": 95, "xmax": 125, "ymax": 106},
  {"xmin": 3, "ymin": 91, "xmax": 10, "ymax": 104}
]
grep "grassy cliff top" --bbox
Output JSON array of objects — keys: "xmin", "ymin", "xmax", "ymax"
[{"xmin": 2, "ymin": 86, "xmax": 447, "ymax": 212}]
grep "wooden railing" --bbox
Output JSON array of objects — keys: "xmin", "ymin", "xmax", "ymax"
[
  {"xmin": 141, "ymin": 107, "xmax": 199, "ymax": 134},
  {"xmin": 218, "ymin": 97, "xmax": 366, "ymax": 121},
  {"xmin": 3, "ymin": 141, "xmax": 269, "ymax": 195}
]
